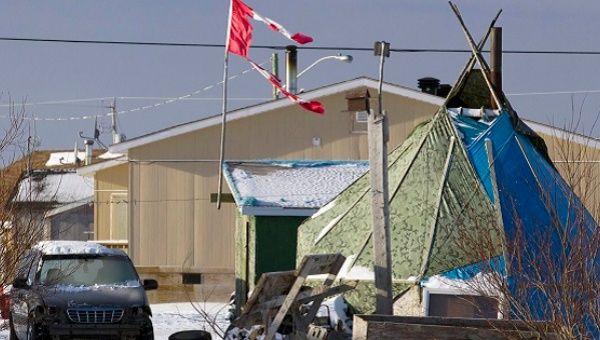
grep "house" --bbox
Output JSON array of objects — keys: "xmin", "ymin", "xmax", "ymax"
[
  {"xmin": 78, "ymin": 76, "xmax": 600, "ymax": 303},
  {"xmin": 77, "ymin": 77, "xmax": 444, "ymax": 301},
  {"xmin": 222, "ymin": 160, "xmax": 368, "ymax": 307},
  {"xmin": 13, "ymin": 169, "xmax": 93, "ymax": 241},
  {"xmin": 1, "ymin": 150, "xmax": 100, "ymax": 242}
]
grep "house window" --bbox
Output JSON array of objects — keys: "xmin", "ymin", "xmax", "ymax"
[
  {"xmin": 351, "ymin": 111, "xmax": 368, "ymax": 133},
  {"xmin": 426, "ymin": 293, "xmax": 499, "ymax": 319},
  {"xmin": 110, "ymin": 193, "xmax": 128, "ymax": 240}
]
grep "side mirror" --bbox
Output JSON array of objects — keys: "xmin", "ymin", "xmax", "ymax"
[
  {"xmin": 142, "ymin": 279, "xmax": 158, "ymax": 291},
  {"xmin": 12, "ymin": 277, "xmax": 29, "ymax": 289}
]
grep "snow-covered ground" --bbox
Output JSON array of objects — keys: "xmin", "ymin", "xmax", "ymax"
[{"xmin": 0, "ymin": 302, "xmax": 230, "ymax": 340}]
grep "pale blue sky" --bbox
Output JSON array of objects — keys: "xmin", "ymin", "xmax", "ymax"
[{"xmin": 0, "ymin": 1, "xmax": 599, "ymax": 152}]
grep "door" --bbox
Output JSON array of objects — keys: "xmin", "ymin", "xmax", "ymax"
[{"xmin": 11, "ymin": 250, "xmax": 40, "ymax": 338}]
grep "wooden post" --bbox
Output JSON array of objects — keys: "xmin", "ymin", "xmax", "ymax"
[
  {"xmin": 371, "ymin": 41, "xmax": 393, "ymax": 315},
  {"xmin": 490, "ymin": 27, "xmax": 502, "ymax": 109}
]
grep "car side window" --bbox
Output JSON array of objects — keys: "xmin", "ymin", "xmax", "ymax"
[
  {"xmin": 15, "ymin": 250, "xmax": 40, "ymax": 285},
  {"xmin": 27, "ymin": 252, "xmax": 42, "ymax": 284}
]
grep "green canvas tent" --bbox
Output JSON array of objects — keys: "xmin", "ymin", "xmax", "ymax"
[{"xmin": 296, "ymin": 109, "xmax": 502, "ymax": 313}]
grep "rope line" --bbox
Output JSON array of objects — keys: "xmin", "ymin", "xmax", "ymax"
[{"xmin": 0, "ymin": 61, "xmax": 267, "ymax": 122}]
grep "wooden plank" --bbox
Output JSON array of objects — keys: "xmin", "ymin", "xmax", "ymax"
[
  {"xmin": 352, "ymin": 315, "xmax": 560, "ymax": 340},
  {"xmin": 254, "ymin": 284, "xmax": 354, "ymax": 312},
  {"xmin": 209, "ymin": 193, "xmax": 235, "ymax": 203},
  {"xmin": 264, "ymin": 254, "xmax": 346, "ymax": 340}
]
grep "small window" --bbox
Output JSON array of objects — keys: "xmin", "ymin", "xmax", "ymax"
[
  {"xmin": 352, "ymin": 111, "xmax": 368, "ymax": 133},
  {"xmin": 428, "ymin": 293, "xmax": 498, "ymax": 319},
  {"xmin": 110, "ymin": 193, "xmax": 128, "ymax": 240},
  {"xmin": 355, "ymin": 111, "xmax": 368, "ymax": 123},
  {"xmin": 182, "ymin": 273, "xmax": 202, "ymax": 284}
]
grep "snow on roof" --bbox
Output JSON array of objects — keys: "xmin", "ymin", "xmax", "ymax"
[
  {"xmin": 34, "ymin": 241, "xmax": 124, "ymax": 256},
  {"xmin": 98, "ymin": 151, "xmax": 124, "ymax": 160},
  {"xmin": 224, "ymin": 160, "xmax": 368, "ymax": 216},
  {"xmin": 45, "ymin": 151, "xmax": 86, "ymax": 167},
  {"xmin": 13, "ymin": 171, "xmax": 93, "ymax": 204}
]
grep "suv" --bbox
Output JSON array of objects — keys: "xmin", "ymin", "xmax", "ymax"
[{"xmin": 8, "ymin": 241, "xmax": 158, "ymax": 339}]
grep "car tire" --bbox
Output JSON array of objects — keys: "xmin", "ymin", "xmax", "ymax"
[
  {"xmin": 137, "ymin": 317, "xmax": 154, "ymax": 340},
  {"xmin": 9, "ymin": 315, "xmax": 18, "ymax": 340}
]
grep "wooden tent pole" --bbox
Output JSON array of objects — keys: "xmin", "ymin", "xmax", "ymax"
[
  {"xmin": 449, "ymin": 2, "xmax": 504, "ymax": 111},
  {"xmin": 443, "ymin": 9, "xmax": 502, "ymax": 107}
]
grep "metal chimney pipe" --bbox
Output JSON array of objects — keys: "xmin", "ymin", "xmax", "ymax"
[
  {"xmin": 285, "ymin": 45, "xmax": 298, "ymax": 94},
  {"xmin": 271, "ymin": 53, "xmax": 279, "ymax": 99},
  {"xmin": 84, "ymin": 139, "xmax": 94, "ymax": 165},
  {"xmin": 490, "ymin": 27, "xmax": 502, "ymax": 109}
]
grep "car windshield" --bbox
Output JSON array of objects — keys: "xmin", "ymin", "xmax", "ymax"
[{"xmin": 38, "ymin": 255, "xmax": 140, "ymax": 287}]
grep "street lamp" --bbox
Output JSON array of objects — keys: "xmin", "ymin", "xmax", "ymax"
[
  {"xmin": 285, "ymin": 45, "xmax": 353, "ymax": 94},
  {"xmin": 297, "ymin": 54, "xmax": 354, "ymax": 78}
]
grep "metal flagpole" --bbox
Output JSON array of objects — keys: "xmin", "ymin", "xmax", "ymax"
[{"xmin": 217, "ymin": 0, "xmax": 234, "ymax": 209}]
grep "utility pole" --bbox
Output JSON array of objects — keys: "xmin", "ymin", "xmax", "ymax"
[
  {"xmin": 371, "ymin": 41, "xmax": 393, "ymax": 315},
  {"xmin": 490, "ymin": 27, "xmax": 502, "ymax": 109}
]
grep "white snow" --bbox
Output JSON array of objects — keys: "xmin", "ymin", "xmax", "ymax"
[
  {"xmin": 316, "ymin": 296, "xmax": 352, "ymax": 334},
  {"xmin": 447, "ymin": 107, "xmax": 499, "ymax": 119},
  {"xmin": 98, "ymin": 151, "xmax": 123, "ymax": 160},
  {"xmin": 46, "ymin": 151, "xmax": 87, "ymax": 167},
  {"xmin": 13, "ymin": 172, "xmax": 93, "ymax": 203},
  {"xmin": 35, "ymin": 241, "xmax": 121, "ymax": 256},
  {"xmin": 151, "ymin": 302, "xmax": 229, "ymax": 339},
  {"xmin": 0, "ymin": 302, "xmax": 229, "ymax": 340},
  {"xmin": 226, "ymin": 161, "xmax": 368, "ymax": 209},
  {"xmin": 50, "ymin": 281, "xmax": 141, "ymax": 292},
  {"xmin": 422, "ymin": 272, "xmax": 500, "ymax": 296}
]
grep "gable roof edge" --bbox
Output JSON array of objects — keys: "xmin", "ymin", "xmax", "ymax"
[{"xmin": 110, "ymin": 77, "xmax": 444, "ymax": 153}]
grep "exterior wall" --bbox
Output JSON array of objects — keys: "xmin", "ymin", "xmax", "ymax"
[
  {"xmin": 94, "ymin": 164, "xmax": 128, "ymax": 241},
  {"xmin": 127, "ymin": 89, "xmax": 439, "ymax": 273},
  {"xmin": 49, "ymin": 204, "xmax": 93, "ymax": 241},
  {"xmin": 538, "ymin": 132, "xmax": 600, "ymax": 221}
]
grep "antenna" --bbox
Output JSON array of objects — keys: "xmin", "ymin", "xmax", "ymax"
[
  {"xmin": 110, "ymin": 97, "xmax": 120, "ymax": 144},
  {"xmin": 79, "ymin": 116, "xmax": 107, "ymax": 149}
]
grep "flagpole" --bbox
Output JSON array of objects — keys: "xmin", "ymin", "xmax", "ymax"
[{"xmin": 217, "ymin": 0, "xmax": 233, "ymax": 210}]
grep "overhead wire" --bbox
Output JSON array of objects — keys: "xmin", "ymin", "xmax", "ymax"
[{"xmin": 2, "ymin": 36, "xmax": 600, "ymax": 55}]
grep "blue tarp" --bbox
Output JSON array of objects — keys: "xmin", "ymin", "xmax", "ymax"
[{"xmin": 445, "ymin": 111, "xmax": 599, "ymax": 332}]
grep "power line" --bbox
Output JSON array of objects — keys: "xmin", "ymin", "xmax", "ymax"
[
  {"xmin": 506, "ymin": 90, "xmax": 600, "ymax": 96},
  {"xmin": 2, "ymin": 36, "xmax": 600, "ymax": 55}
]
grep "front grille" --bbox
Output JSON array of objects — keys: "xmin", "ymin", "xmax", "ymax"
[{"xmin": 66, "ymin": 308, "xmax": 124, "ymax": 324}]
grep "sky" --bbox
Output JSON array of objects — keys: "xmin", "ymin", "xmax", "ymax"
[{"xmin": 0, "ymin": 1, "xmax": 599, "ymax": 155}]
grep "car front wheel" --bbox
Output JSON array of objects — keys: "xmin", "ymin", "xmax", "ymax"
[
  {"xmin": 8, "ymin": 316, "xmax": 18, "ymax": 340},
  {"xmin": 25, "ymin": 316, "xmax": 42, "ymax": 340}
]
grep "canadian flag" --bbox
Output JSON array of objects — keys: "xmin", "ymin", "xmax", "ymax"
[
  {"xmin": 226, "ymin": 0, "xmax": 324, "ymax": 114},
  {"xmin": 248, "ymin": 60, "xmax": 324, "ymax": 114},
  {"xmin": 227, "ymin": 0, "xmax": 313, "ymax": 57}
]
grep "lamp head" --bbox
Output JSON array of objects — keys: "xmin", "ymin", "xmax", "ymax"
[{"xmin": 336, "ymin": 54, "xmax": 353, "ymax": 63}]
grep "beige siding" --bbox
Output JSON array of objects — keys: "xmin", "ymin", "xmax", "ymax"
[
  {"xmin": 95, "ymin": 164, "xmax": 128, "ymax": 240},
  {"xmin": 96, "ymin": 94, "xmax": 600, "ymax": 274},
  {"xmin": 539, "ymin": 132, "xmax": 600, "ymax": 220},
  {"xmin": 127, "ymin": 89, "xmax": 439, "ymax": 271}
]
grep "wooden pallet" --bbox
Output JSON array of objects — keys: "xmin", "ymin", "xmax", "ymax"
[{"xmin": 232, "ymin": 253, "xmax": 353, "ymax": 340}]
